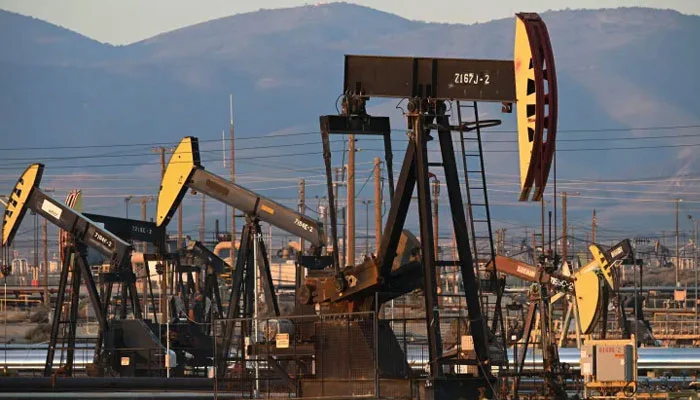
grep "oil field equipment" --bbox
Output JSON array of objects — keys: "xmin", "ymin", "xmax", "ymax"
[
  {"xmin": 307, "ymin": 12, "xmax": 558, "ymax": 399},
  {"xmin": 155, "ymin": 136, "xmax": 332, "ymax": 378},
  {"xmin": 83, "ymin": 213, "xmax": 228, "ymax": 321},
  {"xmin": 0, "ymin": 11, "xmax": 564, "ymax": 400},
  {"xmin": 580, "ymin": 336, "xmax": 638, "ymax": 398},
  {"xmin": 1, "ymin": 164, "xmax": 171, "ymax": 377},
  {"xmin": 489, "ymin": 240, "xmax": 633, "ymax": 398},
  {"xmin": 83, "ymin": 213, "xmax": 228, "ymax": 373},
  {"xmin": 487, "ymin": 253, "xmax": 573, "ymax": 399}
]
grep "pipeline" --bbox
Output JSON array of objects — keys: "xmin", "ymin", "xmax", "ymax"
[
  {"xmin": 512, "ymin": 347, "xmax": 700, "ymax": 370},
  {"xmin": 405, "ymin": 346, "xmax": 700, "ymax": 371},
  {"xmin": 1, "ymin": 343, "xmax": 93, "ymax": 371},
  {"xmin": 4, "ymin": 344, "xmax": 700, "ymax": 372}
]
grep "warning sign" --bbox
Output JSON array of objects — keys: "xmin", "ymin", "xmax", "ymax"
[{"xmin": 276, "ymin": 333, "xmax": 289, "ymax": 349}]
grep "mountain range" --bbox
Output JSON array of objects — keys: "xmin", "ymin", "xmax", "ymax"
[{"xmin": 1, "ymin": 3, "xmax": 699, "ymax": 247}]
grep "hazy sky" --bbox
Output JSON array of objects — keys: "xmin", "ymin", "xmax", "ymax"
[{"xmin": 0, "ymin": 0, "xmax": 698, "ymax": 44}]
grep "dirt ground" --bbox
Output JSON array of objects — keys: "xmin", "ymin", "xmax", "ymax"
[{"xmin": 0, "ymin": 322, "xmax": 36, "ymax": 344}]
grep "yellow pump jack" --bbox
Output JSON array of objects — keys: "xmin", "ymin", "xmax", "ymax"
[{"xmin": 487, "ymin": 239, "xmax": 633, "ymax": 398}]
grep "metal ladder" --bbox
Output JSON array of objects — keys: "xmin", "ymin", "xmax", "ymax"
[
  {"xmin": 455, "ymin": 100, "xmax": 507, "ymax": 356},
  {"xmin": 456, "ymin": 101, "xmax": 497, "ymax": 294}
]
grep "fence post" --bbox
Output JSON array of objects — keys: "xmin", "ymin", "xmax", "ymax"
[
  {"xmin": 320, "ymin": 313, "xmax": 324, "ymax": 397},
  {"xmin": 374, "ymin": 293, "xmax": 380, "ymax": 398}
]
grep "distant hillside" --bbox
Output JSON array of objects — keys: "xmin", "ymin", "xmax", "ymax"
[
  {"xmin": 1, "ymin": 3, "xmax": 699, "ymax": 238},
  {"xmin": 0, "ymin": 9, "xmax": 113, "ymax": 64}
]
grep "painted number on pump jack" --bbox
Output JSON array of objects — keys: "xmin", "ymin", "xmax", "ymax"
[
  {"xmin": 454, "ymin": 72, "xmax": 490, "ymax": 85},
  {"xmin": 92, "ymin": 230, "xmax": 114, "ymax": 249},
  {"xmin": 294, "ymin": 218, "xmax": 314, "ymax": 233}
]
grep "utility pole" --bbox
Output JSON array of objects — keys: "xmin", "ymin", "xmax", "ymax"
[
  {"xmin": 177, "ymin": 202, "xmax": 183, "ymax": 250},
  {"xmin": 431, "ymin": 178, "xmax": 442, "ymax": 302},
  {"xmin": 36, "ymin": 187, "xmax": 54, "ymax": 303},
  {"xmin": 570, "ymin": 226, "xmax": 575, "ymax": 259},
  {"xmin": 495, "ymin": 229, "xmax": 501, "ymax": 255},
  {"xmin": 495, "ymin": 228, "xmax": 507, "ymax": 255},
  {"xmin": 432, "ymin": 178, "xmax": 440, "ymax": 261},
  {"xmin": 152, "ymin": 147, "xmax": 167, "ymax": 177},
  {"xmin": 297, "ymin": 179, "xmax": 306, "ymax": 298},
  {"xmin": 689, "ymin": 215, "xmax": 698, "ymax": 330},
  {"xmin": 199, "ymin": 193, "xmax": 206, "ymax": 243},
  {"xmin": 561, "ymin": 192, "xmax": 580, "ymax": 264},
  {"xmin": 374, "ymin": 158, "xmax": 382, "ymax": 254},
  {"xmin": 141, "ymin": 196, "xmax": 153, "ymax": 253},
  {"xmin": 152, "ymin": 146, "xmax": 171, "ymax": 316},
  {"xmin": 494, "ymin": 229, "xmax": 499, "ymax": 255},
  {"xmin": 124, "ymin": 196, "xmax": 133, "ymax": 219},
  {"xmin": 138, "ymin": 196, "xmax": 151, "ymax": 313},
  {"xmin": 676, "ymin": 198, "xmax": 682, "ymax": 287},
  {"xmin": 562, "ymin": 194, "xmax": 568, "ymax": 263},
  {"xmin": 524, "ymin": 227, "xmax": 531, "ymax": 263},
  {"xmin": 42, "ymin": 218, "xmax": 48, "ymax": 305},
  {"xmin": 503, "ymin": 229, "xmax": 507, "ymax": 255},
  {"xmin": 298, "ymin": 179, "xmax": 306, "ymax": 253},
  {"xmin": 592, "ymin": 209, "xmax": 597, "ymax": 244},
  {"xmin": 229, "ymin": 94, "xmax": 236, "ymax": 252},
  {"xmin": 319, "ymin": 199, "xmax": 328, "ymax": 248},
  {"xmin": 341, "ymin": 207, "xmax": 347, "ymax": 267},
  {"xmin": 696, "ymin": 217, "xmax": 699, "ymax": 329},
  {"xmin": 333, "ymin": 168, "xmax": 340, "ymax": 220},
  {"xmin": 332, "ymin": 168, "xmax": 339, "ymax": 257},
  {"xmin": 498, "ymin": 229, "xmax": 503, "ymax": 255},
  {"xmin": 452, "ymin": 228, "xmax": 458, "ymax": 295},
  {"xmin": 361, "ymin": 200, "xmax": 371, "ymax": 258},
  {"xmin": 347, "ymin": 135, "xmax": 356, "ymax": 266},
  {"xmin": 333, "ymin": 167, "xmax": 344, "ymax": 264},
  {"xmin": 176, "ymin": 152, "xmax": 183, "ymax": 250}
]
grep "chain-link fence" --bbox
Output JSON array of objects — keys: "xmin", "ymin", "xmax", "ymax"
[
  {"xmin": 211, "ymin": 305, "xmax": 501, "ymax": 398},
  {"xmin": 212, "ymin": 311, "xmax": 384, "ymax": 398}
]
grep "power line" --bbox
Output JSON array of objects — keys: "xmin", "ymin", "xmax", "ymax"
[
  {"xmin": 473, "ymin": 132, "xmax": 700, "ymax": 143},
  {"xmin": 355, "ymin": 168, "xmax": 375, "ymax": 198},
  {"xmin": 486, "ymin": 124, "xmax": 700, "ymax": 134},
  {"xmin": 0, "ymin": 131, "xmax": 326, "ymax": 152},
  {"xmin": 0, "ymin": 140, "xmax": 348, "ymax": 166},
  {"xmin": 361, "ymin": 142, "xmax": 700, "ymax": 154},
  {"xmin": 0, "ymin": 152, "xmax": 327, "ymax": 171},
  {"xmin": 485, "ymin": 171, "xmax": 700, "ymax": 184},
  {"xmin": 2, "ymin": 124, "xmax": 699, "ymax": 152},
  {"xmin": 0, "ymin": 162, "xmax": 377, "ymax": 181}
]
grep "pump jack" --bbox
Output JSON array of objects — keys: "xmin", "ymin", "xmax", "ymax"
[
  {"xmin": 1, "ymin": 164, "xmax": 149, "ymax": 376},
  {"xmin": 83, "ymin": 212, "xmax": 229, "ymax": 371},
  {"xmin": 492, "ymin": 252, "xmax": 571, "ymax": 399},
  {"xmin": 488, "ymin": 239, "xmax": 635, "ymax": 398},
  {"xmin": 301, "ymin": 12, "xmax": 559, "ymax": 399},
  {"xmin": 155, "ymin": 136, "xmax": 332, "ymax": 377},
  {"xmin": 83, "ymin": 213, "xmax": 227, "ymax": 321},
  {"xmin": 313, "ymin": 66, "xmax": 509, "ymax": 395}
]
